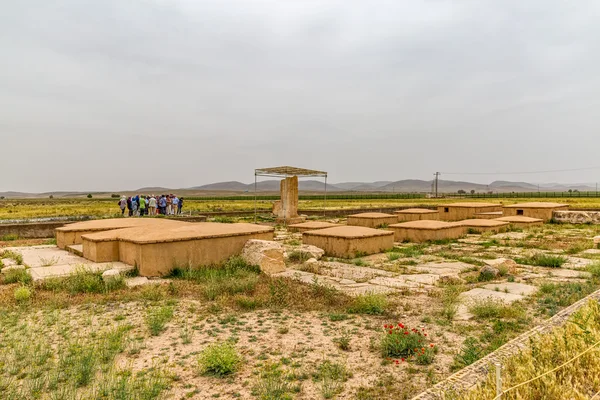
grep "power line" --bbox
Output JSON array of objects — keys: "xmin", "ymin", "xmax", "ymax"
[{"xmin": 441, "ymin": 165, "xmax": 600, "ymax": 176}]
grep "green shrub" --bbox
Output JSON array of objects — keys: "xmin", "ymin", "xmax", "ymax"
[
  {"xmin": 312, "ymin": 360, "xmax": 350, "ymax": 399},
  {"xmin": 469, "ymin": 299, "xmax": 526, "ymax": 320},
  {"xmin": 478, "ymin": 269, "xmax": 496, "ymax": 282},
  {"xmin": 452, "ymin": 337, "xmax": 482, "ymax": 371},
  {"xmin": 515, "ymin": 253, "xmax": 567, "ymax": 268},
  {"xmin": 415, "ymin": 347, "xmax": 436, "ymax": 365},
  {"xmin": 381, "ymin": 323, "xmax": 430, "ymax": 359},
  {"xmin": 3, "ymin": 268, "xmax": 32, "ymax": 284},
  {"xmin": 41, "ymin": 268, "xmax": 124, "ymax": 294},
  {"xmin": 145, "ymin": 305, "xmax": 174, "ymax": 336},
  {"xmin": 287, "ymin": 251, "xmax": 311, "ymax": 264},
  {"xmin": 252, "ymin": 363, "xmax": 297, "ymax": 400},
  {"xmin": 14, "ymin": 286, "xmax": 32, "ymax": 303},
  {"xmin": 198, "ymin": 341, "xmax": 241, "ymax": 377},
  {"xmin": 234, "ymin": 295, "xmax": 262, "ymax": 310},
  {"xmin": 1, "ymin": 234, "xmax": 18, "ymax": 241},
  {"xmin": 348, "ymin": 293, "xmax": 388, "ymax": 315},
  {"xmin": 0, "ymin": 250, "xmax": 23, "ymax": 265}
]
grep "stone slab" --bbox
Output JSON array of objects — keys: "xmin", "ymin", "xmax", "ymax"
[
  {"xmin": 28, "ymin": 262, "xmax": 134, "ymax": 281},
  {"xmin": 302, "ymin": 226, "xmax": 394, "ymax": 258},
  {"xmin": 369, "ymin": 276, "xmax": 430, "ymax": 289},
  {"xmin": 482, "ymin": 282, "xmax": 538, "ymax": 296},
  {"xmin": 125, "ymin": 277, "xmax": 169, "ymax": 288},
  {"xmin": 412, "ymin": 261, "xmax": 474, "ymax": 275},
  {"xmin": 461, "ymin": 288, "xmax": 524, "ymax": 304},
  {"xmin": 287, "ymin": 221, "xmax": 342, "ymax": 232},
  {"xmin": 347, "ymin": 213, "xmax": 398, "ymax": 228}
]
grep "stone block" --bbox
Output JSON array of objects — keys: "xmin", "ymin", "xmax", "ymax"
[
  {"xmin": 387, "ymin": 220, "xmax": 465, "ymax": 242},
  {"xmin": 241, "ymin": 240, "xmax": 286, "ymax": 275},
  {"xmin": 347, "ymin": 213, "xmax": 398, "ymax": 228},
  {"xmin": 102, "ymin": 269, "xmax": 121, "ymax": 282},
  {"xmin": 302, "ymin": 226, "xmax": 394, "ymax": 258},
  {"xmin": 394, "ymin": 209, "xmax": 439, "ymax": 222}
]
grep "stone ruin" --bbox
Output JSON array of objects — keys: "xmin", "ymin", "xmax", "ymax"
[{"xmin": 272, "ymin": 176, "xmax": 305, "ymax": 224}]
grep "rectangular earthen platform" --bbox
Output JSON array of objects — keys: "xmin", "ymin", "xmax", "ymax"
[
  {"xmin": 387, "ymin": 220, "xmax": 465, "ymax": 243},
  {"xmin": 494, "ymin": 216, "xmax": 544, "ymax": 229},
  {"xmin": 438, "ymin": 202, "xmax": 503, "ymax": 221},
  {"xmin": 394, "ymin": 208, "xmax": 440, "ymax": 222},
  {"xmin": 56, "ymin": 218, "xmax": 185, "ymax": 249},
  {"xmin": 302, "ymin": 226, "xmax": 394, "ymax": 258},
  {"xmin": 451, "ymin": 219, "xmax": 510, "ymax": 234},
  {"xmin": 287, "ymin": 221, "xmax": 342, "ymax": 233},
  {"xmin": 347, "ymin": 212, "xmax": 398, "ymax": 228},
  {"xmin": 502, "ymin": 202, "xmax": 569, "ymax": 222},
  {"xmin": 77, "ymin": 221, "xmax": 274, "ymax": 276},
  {"xmin": 474, "ymin": 211, "xmax": 504, "ymax": 220}
]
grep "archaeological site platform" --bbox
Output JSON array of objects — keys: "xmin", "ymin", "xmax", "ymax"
[
  {"xmin": 58, "ymin": 219, "xmax": 274, "ymax": 276},
  {"xmin": 287, "ymin": 221, "xmax": 342, "ymax": 233},
  {"xmin": 302, "ymin": 226, "xmax": 394, "ymax": 258},
  {"xmin": 394, "ymin": 208, "xmax": 440, "ymax": 222},
  {"xmin": 387, "ymin": 220, "xmax": 465, "ymax": 243},
  {"xmin": 347, "ymin": 212, "xmax": 398, "ymax": 228},
  {"xmin": 503, "ymin": 202, "xmax": 569, "ymax": 222},
  {"xmin": 450, "ymin": 219, "xmax": 510, "ymax": 234},
  {"xmin": 494, "ymin": 216, "xmax": 544, "ymax": 229},
  {"xmin": 438, "ymin": 202, "xmax": 503, "ymax": 221}
]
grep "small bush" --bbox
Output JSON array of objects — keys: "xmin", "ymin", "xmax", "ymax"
[
  {"xmin": 452, "ymin": 337, "xmax": 482, "ymax": 371},
  {"xmin": 334, "ymin": 330, "xmax": 351, "ymax": 351},
  {"xmin": 515, "ymin": 253, "xmax": 567, "ymax": 268},
  {"xmin": 287, "ymin": 251, "xmax": 311, "ymax": 264},
  {"xmin": 415, "ymin": 347, "xmax": 436, "ymax": 365},
  {"xmin": 234, "ymin": 295, "xmax": 262, "ymax": 310},
  {"xmin": 312, "ymin": 360, "xmax": 350, "ymax": 399},
  {"xmin": 198, "ymin": 341, "xmax": 241, "ymax": 377},
  {"xmin": 252, "ymin": 363, "xmax": 297, "ymax": 400},
  {"xmin": 478, "ymin": 269, "xmax": 496, "ymax": 282},
  {"xmin": 145, "ymin": 305, "xmax": 174, "ymax": 336},
  {"xmin": 348, "ymin": 293, "xmax": 388, "ymax": 315},
  {"xmin": 3, "ymin": 268, "xmax": 32, "ymax": 284},
  {"xmin": 1, "ymin": 234, "xmax": 18, "ymax": 241},
  {"xmin": 41, "ymin": 268, "xmax": 124, "ymax": 294},
  {"xmin": 381, "ymin": 323, "xmax": 432, "ymax": 360},
  {"xmin": 469, "ymin": 299, "xmax": 526, "ymax": 320},
  {"xmin": 0, "ymin": 250, "xmax": 24, "ymax": 265},
  {"xmin": 14, "ymin": 286, "xmax": 32, "ymax": 303}
]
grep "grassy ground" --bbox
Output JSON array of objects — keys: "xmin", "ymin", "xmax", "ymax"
[
  {"xmin": 2, "ymin": 197, "xmax": 600, "ymax": 220},
  {"xmin": 2, "ymin": 218, "xmax": 600, "ymax": 398}
]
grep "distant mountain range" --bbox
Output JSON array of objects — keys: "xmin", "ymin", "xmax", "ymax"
[{"xmin": 1, "ymin": 179, "xmax": 598, "ymax": 198}]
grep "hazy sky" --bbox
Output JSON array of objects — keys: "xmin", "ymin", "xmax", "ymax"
[{"xmin": 2, "ymin": 0, "xmax": 600, "ymax": 192}]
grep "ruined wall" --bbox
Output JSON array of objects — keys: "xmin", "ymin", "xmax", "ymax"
[{"xmin": 553, "ymin": 210, "xmax": 600, "ymax": 224}]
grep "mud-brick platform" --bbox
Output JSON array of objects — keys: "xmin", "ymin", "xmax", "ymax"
[
  {"xmin": 55, "ymin": 218, "xmax": 185, "ymax": 249},
  {"xmin": 81, "ymin": 222, "xmax": 274, "ymax": 276},
  {"xmin": 494, "ymin": 216, "xmax": 544, "ymax": 229},
  {"xmin": 302, "ymin": 226, "xmax": 394, "ymax": 258},
  {"xmin": 394, "ymin": 208, "xmax": 439, "ymax": 222},
  {"xmin": 287, "ymin": 221, "xmax": 342, "ymax": 233},
  {"xmin": 387, "ymin": 220, "xmax": 464, "ymax": 243},
  {"xmin": 346, "ymin": 213, "xmax": 398, "ymax": 228},
  {"xmin": 451, "ymin": 219, "xmax": 510, "ymax": 234}
]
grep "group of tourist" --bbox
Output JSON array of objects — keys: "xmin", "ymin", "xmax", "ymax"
[{"xmin": 118, "ymin": 194, "xmax": 184, "ymax": 217}]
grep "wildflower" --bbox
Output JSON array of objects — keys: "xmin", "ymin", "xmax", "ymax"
[
  {"xmin": 430, "ymin": 344, "xmax": 435, "ymax": 348},
  {"xmin": 401, "ymin": 358, "xmax": 405, "ymax": 362},
  {"xmin": 388, "ymin": 330, "xmax": 393, "ymax": 334}
]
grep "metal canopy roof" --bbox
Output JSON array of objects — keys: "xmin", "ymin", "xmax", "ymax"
[{"xmin": 255, "ymin": 166, "xmax": 327, "ymax": 178}]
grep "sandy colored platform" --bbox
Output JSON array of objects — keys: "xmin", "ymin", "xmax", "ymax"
[
  {"xmin": 474, "ymin": 211, "xmax": 503, "ymax": 220},
  {"xmin": 438, "ymin": 202, "xmax": 503, "ymax": 221},
  {"xmin": 495, "ymin": 216, "xmax": 544, "ymax": 229},
  {"xmin": 302, "ymin": 226, "xmax": 394, "ymax": 258},
  {"xmin": 503, "ymin": 202, "xmax": 569, "ymax": 221},
  {"xmin": 387, "ymin": 220, "xmax": 465, "ymax": 243},
  {"xmin": 287, "ymin": 221, "xmax": 342, "ymax": 233},
  {"xmin": 56, "ymin": 218, "xmax": 185, "ymax": 249},
  {"xmin": 81, "ymin": 222, "xmax": 275, "ymax": 276},
  {"xmin": 347, "ymin": 212, "xmax": 398, "ymax": 228},
  {"xmin": 394, "ymin": 208, "xmax": 440, "ymax": 222},
  {"xmin": 451, "ymin": 219, "xmax": 510, "ymax": 234}
]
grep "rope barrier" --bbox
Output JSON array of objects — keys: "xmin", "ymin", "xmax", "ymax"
[{"xmin": 492, "ymin": 339, "xmax": 600, "ymax": 400}]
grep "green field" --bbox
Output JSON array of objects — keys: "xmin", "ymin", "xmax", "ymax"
[{"xmin": 1, "ymin": 196, "xmax": 600, "ymax": 220}]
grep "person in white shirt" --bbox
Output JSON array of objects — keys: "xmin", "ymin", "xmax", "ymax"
[
  {"xmin": 148, "ymin": 196, "xmax": 157, "ymax": 215},
  {"xmin": 172, "ymin": 196, "xmax": 179, "ymax": 214}
]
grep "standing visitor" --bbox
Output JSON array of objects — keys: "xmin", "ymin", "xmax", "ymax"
[
  {"xmin": 166, "ymin": 195, "xmax": 173, "ymax": 215},
  {"xmin": 148, "ymin": 195, "xmax": 157, "ymax": 216},
  {"xmin": 127, "ymin": 197, "xmax": 133, "ymax": 217},
  {"xmin": 118, "ymin": 196, "xmax": 127, "ymax": 216},
  {"xmin": 172, "ymin": 196, "xmax": 179, "ymax": 215},
  {"xmin": 139, "ymin": 196, "xmax": 147, "ymax": 216},
  {"xmin": 178, "ymin": 197, "xmax": 184, "ymax": 214},
  {"xmin": 132, "ymin": 195, "xmax": 139, "ymax": 217},
  {"xmin": 159, "ymin": 195, "xmax": 167, "ymax": 215}
]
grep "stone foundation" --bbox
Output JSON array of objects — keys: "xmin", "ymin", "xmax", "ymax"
[
  {"xmin": 394, "ymin": 209, "xmax": 439, "ymax": 222},
  {"xmin": 503, "ymin": 202, "xmax": 569, "ymax": 222},
  {"xmin": 495, "ymin": 216, "xmax": 544, "ymax": 229},
  {"xmin": 302, "ymin": 226, "xmax": 394, "ymax": 258},
  {"xmin": 451, "ymin": 219, "xmax": 509, "ymax": 234},
  {"xmin": 287, "ymin": 221, "xmax": 342, "ymax": 233},
  {"xmin": 438, "ymin": 203, "xmax": 503, "ymax": 221},
  {"xmin": 347, "ymin": 213, "xmax": 398, "ymax": 228},
  {"xmin": 388, "ymin": 220, "xmax": 465, "ymax": 243}
]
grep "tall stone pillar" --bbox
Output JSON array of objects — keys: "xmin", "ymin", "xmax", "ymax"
[{"xmin": 272, "ymin": 176, "xmax": 305, "ymax": 224}]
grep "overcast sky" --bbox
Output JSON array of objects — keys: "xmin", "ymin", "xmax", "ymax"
[{"xmin": 2, "ymin": 0, "xmax": 600, "ymax": 192}]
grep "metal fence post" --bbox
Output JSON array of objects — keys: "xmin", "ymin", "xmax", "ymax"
[{"xmin": 495, "ymin": 362, "xmax": 502, "ymax": 399}]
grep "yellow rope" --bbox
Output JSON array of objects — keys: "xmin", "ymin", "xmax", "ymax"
[{"xmin": 492, "ymin": 339, "xmax": 600, "ymax": 400}]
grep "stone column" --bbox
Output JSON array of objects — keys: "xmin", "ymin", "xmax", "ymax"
[{"xmin": 272, "ymin": 176, "xmax": 305, "ymax": 224}]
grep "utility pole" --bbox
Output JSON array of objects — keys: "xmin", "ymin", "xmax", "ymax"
[{"xmin": 433, "ymin": 172, "xmax": 440, "ymax": 198}]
